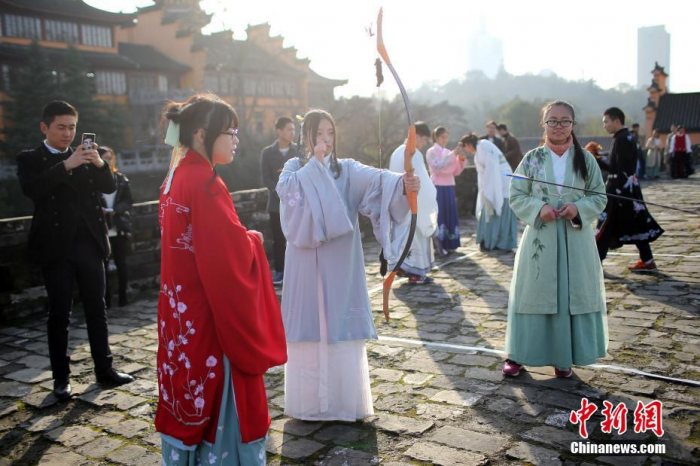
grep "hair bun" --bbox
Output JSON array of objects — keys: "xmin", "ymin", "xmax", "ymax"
[{"xmin": 165, "ymin": 103, "xmax": 183, "ymax": 123}]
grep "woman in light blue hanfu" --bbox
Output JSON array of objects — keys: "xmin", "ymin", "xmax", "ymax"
[{"xmin": 277, "ymin": 109, "xmax": 420, "ymax": 421}]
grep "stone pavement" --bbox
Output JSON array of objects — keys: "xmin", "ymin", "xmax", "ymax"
[{"xmin": 0, "ymin": 175, "xmax": 698, "ymax": 465}]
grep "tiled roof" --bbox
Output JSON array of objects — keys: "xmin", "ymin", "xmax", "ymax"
[
  {"xmin": 197, "ymin": 35, "xmax": 305, "ymax": 77},
  {"xmin": 0, "ymin": 43, "xmax": 139, "ymax": 70},
  {"xmin": 118, "ymin": 43, "xmax": 190, "ymax": 73},
  {"xmin": 653, "ymin": 93, "xmax": 700, "ymax": 133},
  {"xmin": 308, "ymin": 69, "xmax": 347, "ymax": 86},
  {"xmin": 196, "ymin": 35, "xmax": 346, "ymax": 87},
  {"xmin": 0, "ymin": 0, "xmax": 133, "ymax": 24},
  {"xmin": 651, "ymin": 61, "xmax": 668, "ymax": 77}
]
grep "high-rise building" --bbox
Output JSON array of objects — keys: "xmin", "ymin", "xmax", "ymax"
[
  {"xmin": 467, "ymin": 25, "xmax": 504, "ymax": 79},
  {"xmin": 637, "ymin": 25, "xmax": 670, "ymax": 89}
]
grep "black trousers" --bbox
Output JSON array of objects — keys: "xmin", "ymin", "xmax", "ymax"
[
  {"xmin": 684, "ymin": 152, "xmax": 695, "ymax": 175},
  {"xmin": 671, "ymin": 152, "xmax": 687, "ymax": 179},
  {"xmin": 597, "ymin": 225, "xmax": 653, "ymax": 263},
  {"xmin": 42, "ymin": 233, "xmax": 113, "ymax": 382},
  {"xmin": 636, "ymin": 151, "xmax": 646, "ymax": 178},
  {"xmin": 105, "ymin": 235, "xmax": 129, "ymax": 306},
  {"xmin": 269, "ymin": 210, "xmax": 286, "ymax": 273}
]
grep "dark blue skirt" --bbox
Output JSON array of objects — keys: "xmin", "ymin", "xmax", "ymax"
[{"xmin": 436, "ymin": 185, "xmax": 460, "ymax": 251}]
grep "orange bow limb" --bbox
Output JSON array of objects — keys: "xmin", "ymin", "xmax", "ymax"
[
  {"xmin": 377, "ymin": 8, "xmax": 418, "ymax": 322},
  {"xmin": 404, "ymin": 125, "xmax": 417, "ymax": 211}
]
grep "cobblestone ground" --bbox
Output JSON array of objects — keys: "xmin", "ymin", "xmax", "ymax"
[{"xmin": 1, "ymin": 176, "xmax": 698, "ymax": 465}]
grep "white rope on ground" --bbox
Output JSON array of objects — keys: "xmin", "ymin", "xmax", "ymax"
[
  {"xmin": 376, "ymin": 336, "xmax": 700, "ymax": 387},
  {"xmin": 369, "ymin": 248, "xmax": 700, "ymax": 387},
  {"xmin": 607, "ymin": 252, "xmax": 700, "ymax": 259}
]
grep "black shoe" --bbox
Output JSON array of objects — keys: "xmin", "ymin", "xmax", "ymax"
[
  {"xmin": 96, "ymin": 369, "xmax": 135, "ymax": 387},
  {"xmin": 118, "ymin": 296, "xmax": 128, "ymax": 307},
  {"xmin": 53, "ymin": 380, "xmax": 72, "ymax": 400}
]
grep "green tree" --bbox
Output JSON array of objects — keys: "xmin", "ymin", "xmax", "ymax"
[
  {"xmin": 496, "ymin": 97, "xmax": 543, "ymax": 137},
  {"xmin": 2, "ymin": 42, "xmax": 59, "ymax": 156},
  {"xmin": 579, "ymin": 116, "xmax": 608, "ymax": 137},
  {"xmin": 413, "ymin": 70, "xmax": 646, "ymax": 133},
  {"xmin": 2, "ymin": 42, "xmax": 127, "ymax": 157},
  {"xmin": 55, "ymin": 47, "xmax": 126, "ymax": 149}
]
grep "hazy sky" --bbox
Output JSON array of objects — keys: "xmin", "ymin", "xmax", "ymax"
[{"xmin": 88, "ymin": 0, "xmax": 699, "ymax": 98}]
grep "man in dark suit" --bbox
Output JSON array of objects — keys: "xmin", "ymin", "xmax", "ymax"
[
  {"xmin": 260, "ymin": 116, "xmax": 298, "ymax": 286},
  {"xmin": 480, "ymin": 120, "xmax": 506, "ymax": 154},
  {"xmin": 17, "ymin": 101, "xmax": 134, "ymax": 400}
]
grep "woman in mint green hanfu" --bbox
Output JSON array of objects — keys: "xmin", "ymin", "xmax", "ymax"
[{"xmin": 503, "ymin": 101, "xmax": 608, "ymax": 379}]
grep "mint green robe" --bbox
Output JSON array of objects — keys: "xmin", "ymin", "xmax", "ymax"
[{"xmin": 505, "ymin": 146, "xmax": 609, "ymax": 367}]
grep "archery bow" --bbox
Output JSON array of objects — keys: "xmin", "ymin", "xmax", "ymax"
[{"xmin": 376, "ymin": 7, "xmax": 417, "ymax": 322}]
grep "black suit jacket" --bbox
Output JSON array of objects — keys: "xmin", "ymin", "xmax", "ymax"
[
  {"xmin": 104, "ymin": 171, "xmax": 133, "ymax": 235},
  {"xmin": 260, "ymin": 141, "xmax": 299, "ymax": 212},
  {"xmin": 17, "ymin": 144, "xmax": 116, "ymax": 265}
]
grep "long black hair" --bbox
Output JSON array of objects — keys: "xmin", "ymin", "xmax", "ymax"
[
  {"xmin": 298, "ymin": 109, "xmax": 341, "ymax": 179},
  {"xmin": 542, "ymin": 100, "xmax": 588, "ymax": 181}
]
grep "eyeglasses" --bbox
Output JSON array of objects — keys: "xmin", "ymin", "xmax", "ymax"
[
  {"xmin": 544, "ymin": 120, "xmax": 574, "ymax": 128},
  {"xmin": 220, "ymin": 128, "xmax": 239, "ymax": 138}
]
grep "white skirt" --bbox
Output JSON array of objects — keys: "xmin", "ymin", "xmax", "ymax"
[{"xmin": 283, "ymin": 274, "xmax": 374, "ymax": 421}]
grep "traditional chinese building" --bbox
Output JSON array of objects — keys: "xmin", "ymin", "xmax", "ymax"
[
  {"xmin": 0, "ymin": 0, "xmax": 346, "ymax": 152},
  {"xmin": 643, "ymin": 62, "xmax": 700, "ymax": 145},
  {"xmin": 120, "ymin": 1, "xmax": 346, "ymax": 139},
  {"xmin": 0, "ymin": 0, "xmax": 191, "ymax": 149}
]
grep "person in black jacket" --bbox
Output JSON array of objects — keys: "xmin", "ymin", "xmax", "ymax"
[
  {"xmin": 98, "ymin": 146, "xmax": 132, "ymax": 308},
  {"xmin": 260, "ymin": 117, "xmax": 298, "ymax": 285},
  {"xmin": 479, "ymin": 120, "xmax": 506, "ymax": 154},
  {"xmin": 16, "ymin": 101, "xmax": 134, "ymax": 401},
  {"xmin": 596, "ymin": 107, "xmax": 663, "ymax": 272}
]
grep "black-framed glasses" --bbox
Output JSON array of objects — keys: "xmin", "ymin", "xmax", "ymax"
[
  {"xmin": 545, "ymin": 120, "xmax": 574, "ymax": 128},
  {"xmin": 220, "ymin": 128, "xmax": 239, "ymax": 138}
]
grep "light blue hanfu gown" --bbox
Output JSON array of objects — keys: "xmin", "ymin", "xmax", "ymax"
[{"xmin": 276, "ymin": 154, "xmax": 408, "ymax": 420}]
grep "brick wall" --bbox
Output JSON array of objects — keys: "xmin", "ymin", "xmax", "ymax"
[{"xmin": 0, "ymin": 170, "xmax": 480, "ymax": 321}]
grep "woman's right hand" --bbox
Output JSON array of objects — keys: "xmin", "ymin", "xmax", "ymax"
[
  {"xmin": 539, "ymin": 204, "xmax": 558, "ymax": 222},
  {"xmin": 313, "ymin": 141, "xmax": 327, "ymax": 162},
  {"xmin": 249, "ymin": 230, "xmax": 264, "ymax": 242}
]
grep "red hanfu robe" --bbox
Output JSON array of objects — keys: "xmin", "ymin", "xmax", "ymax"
[{"xmin": 155, "ymin": 150, "xmax": 287, "ymax": 445}]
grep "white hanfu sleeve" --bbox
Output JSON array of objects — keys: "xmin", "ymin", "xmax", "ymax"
[
  {"xmin": 476, "ymin": 143, "xmax": 505, "ymax": 219},
  {"xmin": 348, "ymin": 160, "xmax": 408, "ymax": 260}
]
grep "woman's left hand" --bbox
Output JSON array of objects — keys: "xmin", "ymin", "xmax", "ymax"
[
  {"xmin": 403, "ymin": 172, "xmax": 420, "ymax": 193},
  {"xmin": 557, "ymin": 203, "xmax": 578, "ymax": 220}
]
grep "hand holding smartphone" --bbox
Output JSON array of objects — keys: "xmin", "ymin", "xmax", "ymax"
[
  {"xmin": 81, "ymin": 133, "xmax": 96, "ymax": 150},
  {"xmin": 79, "ymin": 132, "xmax": 105, "ymax": 168}
]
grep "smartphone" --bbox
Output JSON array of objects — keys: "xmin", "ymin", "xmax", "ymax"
[{"xmin": 81, "ymin": 133, "xmax": 96, "ymax": 150}]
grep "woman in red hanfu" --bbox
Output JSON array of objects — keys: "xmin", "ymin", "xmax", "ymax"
[{"xmin": 155, "ymin": 94, "xmax": 287, "ymax": 465}]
